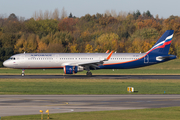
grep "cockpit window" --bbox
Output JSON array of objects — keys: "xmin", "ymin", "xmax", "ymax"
[{"xmin": 9, "ymin": 57, "xmax": 16, "ymax": 60}]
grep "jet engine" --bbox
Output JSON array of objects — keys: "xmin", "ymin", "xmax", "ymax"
[{"xmin": 64, "ymin": 65, "xmax": 84, "ymax": 74}]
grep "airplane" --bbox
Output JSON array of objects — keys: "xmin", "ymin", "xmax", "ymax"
[{"xmin": 3, "ymin": 30, "xmax": 176, "ymax": 77}]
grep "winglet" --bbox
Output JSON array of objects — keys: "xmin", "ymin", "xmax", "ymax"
[
  {"xmin": 105, "ymin": 50, "xmax": 109, "ymax": 53},
  {"xmin": 106, "ymin": 51, "xmax": 113, "ymax": 60}
]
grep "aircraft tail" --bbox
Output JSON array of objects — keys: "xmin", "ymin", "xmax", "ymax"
[{"xmin": 147, "ymin": 30, "xmax": 174, "ymax": 55}]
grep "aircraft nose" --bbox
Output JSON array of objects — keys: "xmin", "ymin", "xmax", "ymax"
[{"xmin": 3, "ymin": 61, "xmax": 8, "ymax": 67}]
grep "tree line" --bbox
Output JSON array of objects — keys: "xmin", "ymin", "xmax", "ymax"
[{"xmin": 0, "ymin": 9, "xmax": 180, "ymax": 66}]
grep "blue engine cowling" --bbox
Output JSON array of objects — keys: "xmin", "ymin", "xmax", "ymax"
[{"xmin": 64, "ymin": 66, "xmax": 78, "ymax": 74}]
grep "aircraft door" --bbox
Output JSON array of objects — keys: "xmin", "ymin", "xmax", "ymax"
[
  {"xmin": 20, "ymin": 55, "xmax": 25, "ymax": 63},
  {"xmin": 55, "ymin": 54, "xmax": 59, "ymax": 63},
  {"xmin": 144, "ymin": 55, "xmax": 149, "ymax": 63}
]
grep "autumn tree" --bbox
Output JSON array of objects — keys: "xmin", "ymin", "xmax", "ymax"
[
  {"xmin": 60, "ymin": 7, "xmax": 67, "ymax": 19},
  {"xmin": 137, "ymin": 19, "xmax": 162, "ymax": 31},
  {"xmin": 117, "ymin": 19, "xmax": 136, "ymax": 39},
  {"xmin": 8, "ymin": 13, "xmax": 18, "ymax": 21},
  {"xmin": 70, "ymin": 43, "xmax": 79, "ymax": 53},
  {"xmin": 14, "ymin": 34, "xmax": 38, "ymax": 53},
  {"xmin": 81, "ymin": 14, "xmax": 94, "ymax": 22},
  {"xmin": 95, "ymin": 33, "xmax": 119, "ymax": 52},
  {"xmin": 128, "ymin": 28, "xmax": 160, "ymax": 53},
  {"xmin": 163, "ymin": 16, "xmax": 180, "ymax": 36},
  {"xmin": 45, "ymin": 43, "xmax": 65, "ymax": 53},
  {"xmin": 3, "ymin": 14, "xmax": 24, "ymax": 33},
  {"xmin": 52, "ymin": 8, "xmax": 60, "ymax": 20},
  {"xmin": 32, "ymin": 8, "xmax": 61, "ymax": 20},
  {"xmin": 25, "ymin": 19, "xmax": 58, "ymax": 37},
  {"xmin": 142, "ymin": 10, "xmax": 153, "ymax": 19},
  {"xmin": 130, "ymin": 28, "xmax": 159, "ymax": 41},
  {"xmin": 85, "ymin": 44, "xmax": 93, "ymax": 53},
  {"xmin": 44, "ymin": 10, "xmax": 51, "ymax": 20},
  {"xmin": 36, "ymin": 37, "xmax": 47, "ymax": 53},
  {"xmin": 133, "ymin": 10, "xmax": 141, "ymax": 20},
  {"xmin": 14, "ymin": 34, "xmax": 25, "ymax": 53},
  {"xmin": 58, "ymin": 18, "xmax": 78, "ymax": 33}
]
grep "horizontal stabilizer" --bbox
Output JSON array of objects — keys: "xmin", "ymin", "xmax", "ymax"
[{"xmin": 156, "ymin": 55, "xmax": 176, "ymax": 61}]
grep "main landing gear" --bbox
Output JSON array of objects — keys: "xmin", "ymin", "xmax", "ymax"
[
  {"xmin": 21, "ymin": 69, "xmax": 25, "ymax": 76},
  {"xmin": 85, "ymin": 66, "xmax": 92, "ymax": 77},
  {"xmin": 86, "ymin": 71, "xmax": 92, "ymax": 77}
]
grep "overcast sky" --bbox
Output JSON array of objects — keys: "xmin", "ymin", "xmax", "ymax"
[{"xmin": 0, "ymin": 0, "xmax": 180, "ymax": 19}]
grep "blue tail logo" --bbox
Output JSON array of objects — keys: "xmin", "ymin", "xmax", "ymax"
[{"xmin": 147, "ymin": 30, "xmax": 174, "ymax": 55}]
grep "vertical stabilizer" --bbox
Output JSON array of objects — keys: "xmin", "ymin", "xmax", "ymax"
[{"xmin": 147, "ymin": 30, "xmax": 174, "ymax": 55}]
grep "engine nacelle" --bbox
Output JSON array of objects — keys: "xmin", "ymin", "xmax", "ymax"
[{"xmin": 64, "ymin": 66, "xmax": 84, "ymax": 74}]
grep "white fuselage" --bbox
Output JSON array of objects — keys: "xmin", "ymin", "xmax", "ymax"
[{"xmin": 3, "ymin": 53, "xmax": 145, "ymax": 69}]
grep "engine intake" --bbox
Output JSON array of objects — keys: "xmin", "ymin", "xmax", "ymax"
[{"xmin": 64, "ymin": 66, "xmax": 84, "ymax": 74}]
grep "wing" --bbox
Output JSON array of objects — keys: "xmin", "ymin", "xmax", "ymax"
[
  {"xmin": 78, "ymin": 51, "xmax": 113, "ymax": 70},
  {"xmin": 78, "ymin": 60, "xmax": 104, "ymax": 69},
  {"xmin": 62, "ymin": 51, "xmax": 113, "ymax": 70}
]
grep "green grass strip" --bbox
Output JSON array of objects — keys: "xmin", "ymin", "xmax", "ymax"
[{"xmin": 0, "ymin": 79, "xmax": 180, "ymax": 95}]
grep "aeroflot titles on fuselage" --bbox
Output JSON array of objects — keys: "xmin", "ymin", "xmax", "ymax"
[
  {"xmin": 29, "ymin": 54, "xmax": 140, "ymax": 58},
  {"xmin": 31, "ymin": 54, "xmax": 52, "ymax": 56}
]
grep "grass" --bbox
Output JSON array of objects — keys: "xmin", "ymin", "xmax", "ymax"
[
  {"xmin": 0, "ymin": 79, "xmax": 180, "ymax": 95},
  {"xmin": 1, "ymin": 59, "xmax": 180, "ymax": 75},
  {"xmin": 2, "ymin": 106, "xmax": 180, "ymax": 120}
]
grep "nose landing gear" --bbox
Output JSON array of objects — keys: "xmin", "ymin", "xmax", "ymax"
[{"xmin": 21, "ymin": 69, "xmax": 25, "ymax": 76}]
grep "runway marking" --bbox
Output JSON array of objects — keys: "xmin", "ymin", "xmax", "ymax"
[
  {"xmin": 46, "ymin": 102, "xmax": 69, "ymax": 106},
  {"xmin": 0, "ymin": 102, "xmax": 69, "ymax": 108},
  {"xmin": 153, "ymin": 99, "xmax": 180, "ymax": 102},
  {"xmin": 51, "ymin": 108, "xmax": 74, "ymax": 112}
]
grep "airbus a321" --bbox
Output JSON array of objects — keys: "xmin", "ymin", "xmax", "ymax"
[{"xmin": 3, "ymin": 30, "xmax": 176, "ymax": 77}]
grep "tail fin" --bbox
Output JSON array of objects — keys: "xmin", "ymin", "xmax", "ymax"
[{"xmin": 147, "ymin": 30, "xmax": 174, "ymax": 55}]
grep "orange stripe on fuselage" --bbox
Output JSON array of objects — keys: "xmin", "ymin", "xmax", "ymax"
[
  {"xmin": 103, "ymin": 56, "xmax": 144, "ymax": 66},
  {"xmin": 103, "ymin": 51, "xmax": 150, "ymax": 66}
]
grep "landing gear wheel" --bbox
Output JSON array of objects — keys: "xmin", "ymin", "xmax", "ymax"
[
  {"xmin": 86, "ymin": 72, "xmax": 92, "ymax": 77},
  {"xmin": 21, "ymin": 73, "xmax": 25, "ymax": 77}
]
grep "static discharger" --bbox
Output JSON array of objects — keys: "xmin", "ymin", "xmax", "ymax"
[{"xmin": 127, "ymin": 87, "xmax": 134, "ymax": 93}]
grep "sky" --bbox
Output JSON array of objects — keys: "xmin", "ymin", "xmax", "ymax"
[{"xmin": 0, "ymin": 0, "xmax": 180, "ymax": 19}]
